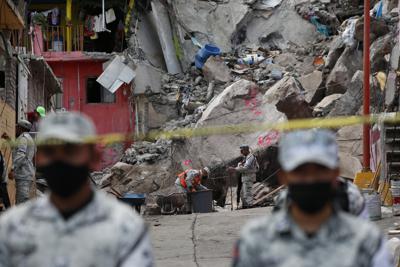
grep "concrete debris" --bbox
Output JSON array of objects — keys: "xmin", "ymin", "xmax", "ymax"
[
  {"xmin": 354, "ymin": 17, "xmax": 390, "ymax": 43},
  {"xmin": 390, "ymin": 43, "xmax": 400, "ymax": 70},
  {"xmin": 99, "ymin": 161, "xmax": 172, "ymax": 196},
  {"xmin": 298, "ymin": 70, "xmax": 323, "ymax": 104},
  {"xmin": 313, "ymin": 93, "xmax": 343, "ymax": 117},
  {"xmin": 326, "ymin": 47, "xmax": 362, "ymax": 95},
  {"xmin": 183, "ymin": 79, "xmax": 286, "ymax": 168},
  {"xmin": 339, "ymin": 152, "xmax": 363, "ymax": 179},
  {"xmin": 264, "ymin": 76, "xmax": 313, "ymax": 118},
  {"xmin": 96, "ymin": 0, "xmax": 400, "ymax": 213},
  {"xmin": 370, "ymin": 34, "xmax": 393, "ymax": 72},
  {"xmin": 121, "ymin": 140, "xmax": 172, "ymax": 165},
  {"xmin": 202, "ymin": 57, "xmax": 232, "ymax": 83},
  {"xmin": 133, "ymin": 63, "xmax": 163, "ymax": 95},
  {"xmin": 328, "ymin": 70, "xmax": 363, "ymax": 117},
  {"xmin": 325, "ymin": 36, "xmax": 345, "ymax": 69},
  {"xmin": 385, "ymin": 71, "xmax": 397, "ymax": 106}
]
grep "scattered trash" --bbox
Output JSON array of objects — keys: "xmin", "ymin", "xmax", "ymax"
[
  {"xmin": 270, "ymin": 69, "xmax": 283, "ymax": 80},
  {"xmin": 342, "ymin": 18, "xmax": 357, "ymax": 47},
  {"xmin": 310, "ymin": 16, "xmax": 330, "ymax": 37},
  {"xmin": 376, "ymin": 72, "xmax": 387, "ymax": 91},
  {"xmin": 238, "ymin": 54, "xmax": 265, "ymax": 65}
]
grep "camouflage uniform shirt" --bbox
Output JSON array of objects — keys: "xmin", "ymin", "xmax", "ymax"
[
  {"xmin": 12, "ymin": 133, "xmax": 36, "ymax": 181},
  {"xmin": 233, "ymin": 209, "xmax": 392, "ymax": 267},
  {"xmin": 0, "ymin": 191, "xmax": 154, "ymax": 267}
]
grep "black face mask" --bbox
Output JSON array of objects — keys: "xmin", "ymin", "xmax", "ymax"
[
  {"xmin": 288, "ymin": 182, "xmax": 335, "ymax": 214},
  {"xmin": 37, "ymin": 161, "xmax": 90, "ymax": 198}
]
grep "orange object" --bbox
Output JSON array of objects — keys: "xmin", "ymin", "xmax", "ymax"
[
  {"xmin": 313, "ymin": 56, "xmax": 325, "ymax": 66},
  {"xmin": 178, "ymin": 169, "xmax": 201, "ymax": 189}
]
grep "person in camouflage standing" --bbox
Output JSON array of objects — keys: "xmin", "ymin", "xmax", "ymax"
[
  {"xmin": 12, "ymin": 120, "xmax": 36, "ymax": 204},
  {"xmin": 233, "ymin": 129, "xmax": 392, "ymax": 267},
  {"xmin": 228, "ymin": 145, "xmax": 259, "ymax": 209},
  {"xmin": 0, "ymin": 112, "xmax": 154, "ymax": 267}
]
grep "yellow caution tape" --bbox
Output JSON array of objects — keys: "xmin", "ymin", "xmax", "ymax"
[{"xmin": 3, "ymin": 112, "xmax": 400, "ymax": 147}]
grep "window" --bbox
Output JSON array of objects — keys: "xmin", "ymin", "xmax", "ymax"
[
  {"xmin": 86, "ymin": 77, "xmax": 115, "ymax": 103},
  {"xmin": 0, "ymin": 71, "xmax": 4, "ymax": 88}
]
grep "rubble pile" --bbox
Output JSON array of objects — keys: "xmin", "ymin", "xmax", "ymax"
[
  {"xmin": 121, "ymin": 139, "xmax": 172, "ymax": 165},
  {"xmin": 96, "ymin": 0, "xmax": 399, "ymax": 212}
]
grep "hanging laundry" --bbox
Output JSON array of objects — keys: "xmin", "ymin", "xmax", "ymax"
[
  {"xmin": 51, "ymin": 8, "xmax": 60, "ymax": 25},
  {"xmin": 84, "ymin": 16, "xmax": 95, "ymax": 37},
  {"xmin": 93, "ymin": 15, "xmax": 104, "ymax": 32},
  {"xmin": 106, "ymin": 8, "xmax": 116, "ymax": 24}
]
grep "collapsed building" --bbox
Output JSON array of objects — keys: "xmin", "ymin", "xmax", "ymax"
[{"xmin": 89, "ymin": 0, "xmax": 400, "ymax": 213}]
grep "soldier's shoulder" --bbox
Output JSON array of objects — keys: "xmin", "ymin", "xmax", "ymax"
[
  {"xmin": 0, "ymin": 199, "xmax": 39, "ymax": 227},
  {"xmin": 339, "ymin": 212, "xmax": 381, "ymax": 236}
]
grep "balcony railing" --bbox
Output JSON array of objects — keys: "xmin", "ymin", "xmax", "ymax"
[
  {"xmin": 42, "ymin": 25, "xmax": 84, "ymax": 52},
  {"xmin": 10, "ymin": 29, "xmax": 31, "ymax": 53}
]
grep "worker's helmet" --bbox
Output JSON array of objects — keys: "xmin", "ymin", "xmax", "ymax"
[
  {"xmin": 17, "ymin": 120, "xmax": 32, "ymax": 131},
  {"xmin": 36, "ymin": 106, "xmax": 46, "ymax": 117},
  {"xmin": 239, "ymin": 144, "xmax": 249, "ymax": 150},
  {"xmin": 203, "ymin": 167, "xmax": 210, "ymax": 177}
]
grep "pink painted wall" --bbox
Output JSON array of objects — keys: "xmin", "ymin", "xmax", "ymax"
[{"xmin": 48, "ymin": 60, "xmax": 133, "ymax": 135}]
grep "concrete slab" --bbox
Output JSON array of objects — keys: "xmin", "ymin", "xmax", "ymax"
[{"xmin": 146, "ymin": 208, "xmax": 270, "ymax": 267}]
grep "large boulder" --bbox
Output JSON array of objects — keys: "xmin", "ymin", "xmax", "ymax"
[
  {"xmin": 313, "ymin": 94, "xmax": 343, "ymax": 117},
  {"xmin": 354, "ymin": 17, "xmax": 390, "ymax": 43},
  {"xmin": 99, "ymin": 161, "xmax": 175, "ymax": 195},
  {"xmin": 325, "ymin": 36, "xmax": 345, "ymax": 70},
  {"xmin": 240, "ymin": 7, "xmax": 318, "ymax": 49},
  {"xmin": 264, "ymin": 76, "xmax": 313, "ymax": 118},
  {"xmin": 298, "ymin": 70, "xmax": 324, "ymax": 105},
  {"xmin": 337, "ymin": 125, "xmax": 362, "ymax": 159},
  {"xmin": 326, "ymin": 47, "xmax": 363, "ymax": 95},
  {"xmin": 337, "ymin": 124, "xmax": 363, "ymax": 179},
  {"xmin": 182, "ymin": 79, "xmax": 287, "ymax": 168},
  {"xmin": 202, "ymin": 56, "xmax": 232, "ymax": 83},
  {"xmin": 328, "ymin": 71, "xmax": 363, "ymax": 117},
  {"xmin": 370, "ymin": 34, "xmax": 393, "ymax": 72},
  {"xmin": 339, "ymin": 153, "xmax": 363, "ymax": 179}
]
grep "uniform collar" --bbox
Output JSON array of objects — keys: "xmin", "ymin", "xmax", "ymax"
[
  {"xmin": 274, "ymin": 208, "xmax": 352, "ymax": 241},
  {"xmin": 29, "ymin": 190, "xmax": 109, "ymax": 228}
]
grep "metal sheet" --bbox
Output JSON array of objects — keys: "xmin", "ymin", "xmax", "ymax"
[{"xmin": 97, "ymin": 55, "xmax": 136, "ymax": 93}]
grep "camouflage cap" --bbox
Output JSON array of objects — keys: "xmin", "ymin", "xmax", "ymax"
[
  {"xmin": 279, "ymin": 129, "xmax": 339, "ymax": 171},
  {"xmin": 37, "ymin": 112, "xmax": 96, "ymax": 144}
]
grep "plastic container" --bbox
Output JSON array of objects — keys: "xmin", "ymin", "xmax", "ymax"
[
  {"xmin": 391, "ymin": 180, "xmax": 400, "ymax": 187},
  {"xmin": 195, "ymin": 54, "xmax": 205, "ymax": 69},
  {"xmin": 197, "ymin": 44, "xmax": 221, "ymax": 59},
  {"xmin": 189, "ymin": 190, "xmax": 213, "ymax": 213},
  {"xmin": 52, "ymin": 41, "xmax": 63, "ymax": 52},
  {"xmin": 362, "ymin": 189, "xmax": 382, "ymax": 220},
  {"xmin": 237, "ymin": 54, "xmax": 265, "ymax": 65},
  {"xmin": 195, "ymin": 44, "xmax": 221, "ymax": 69},
  {"xmin": 119, "ymin": 193, "xmax": 146, "ymax": 213}
]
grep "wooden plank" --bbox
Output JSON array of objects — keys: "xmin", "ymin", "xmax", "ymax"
[
  {"xmin": 0, "ymin": 100, "xmax": 16, "ymax": 206},
  {"xmin": 253, "ymin": 185, "xmax": 285, "ymax": 206}
]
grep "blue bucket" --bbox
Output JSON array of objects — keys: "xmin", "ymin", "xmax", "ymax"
[
  {"xmin": 195, "ymin": 44, "xmax": 221, "ymax": 69},
  {"xmin": 197, "ymin": 44, "xmax": 221, "ymax": 59},
  {"xmin": 195, "ymin": 54, "xmax": 205, "ymax": 69}
]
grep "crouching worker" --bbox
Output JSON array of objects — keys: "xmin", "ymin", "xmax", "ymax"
[
  {"xmin": 175, "ymin": 167, "xmax": 210, "ymax": 193},
  {"xmin": 175, "ymin": 167, "xmax": 210, "ymax": 214},
  {"xmin": 0, "ymin": 112, "xmax": 154, "ymax": 267}
]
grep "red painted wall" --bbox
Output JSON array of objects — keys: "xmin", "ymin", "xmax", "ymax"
[{"xmin": 47, "ymin": 60, "xmax": 134, "ymax": 135}]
